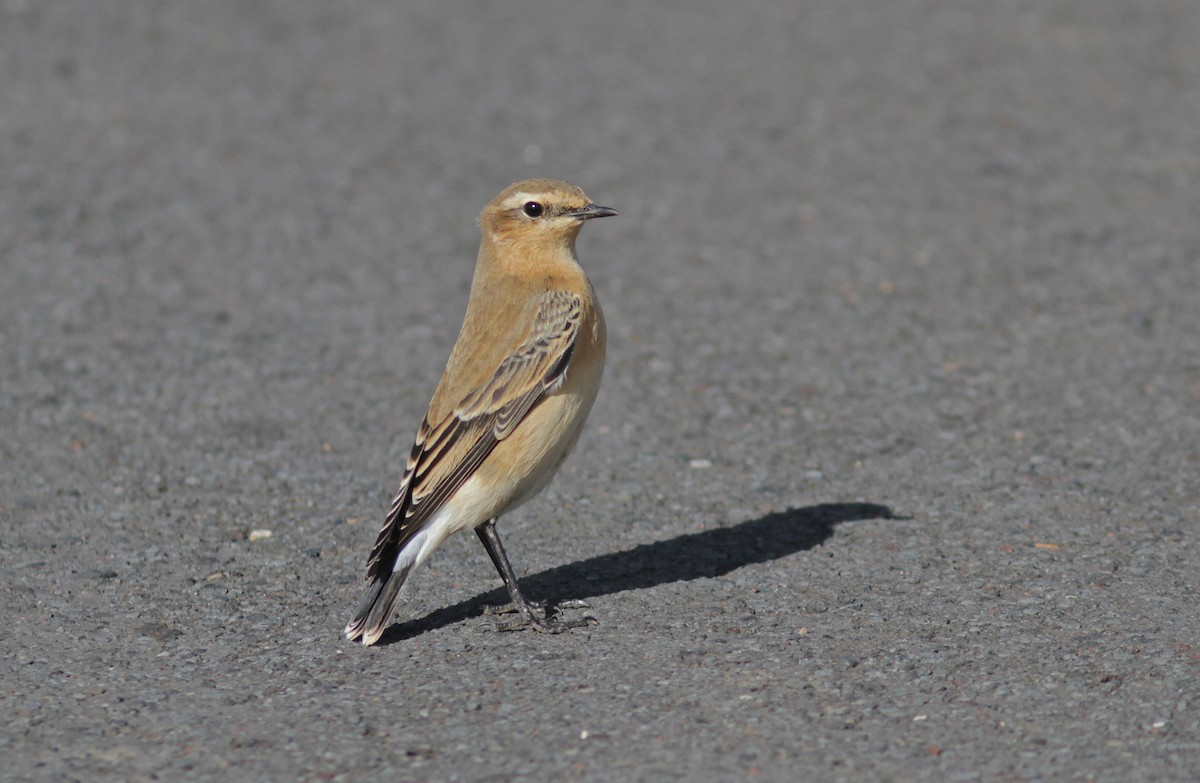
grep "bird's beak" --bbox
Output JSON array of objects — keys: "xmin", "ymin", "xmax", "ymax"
[{"xmin": 571, "ymin": 203, "xmax": 619, "ymax": 220}]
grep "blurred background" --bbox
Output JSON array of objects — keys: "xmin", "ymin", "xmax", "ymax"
[{"xmin": 2, "ymin": 1, "xmax": 1198, "ymax": 780}]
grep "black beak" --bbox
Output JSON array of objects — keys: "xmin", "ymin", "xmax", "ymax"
[{"xmin": 572, "ymin": 203, "xmax": 619, "ymax": 220}]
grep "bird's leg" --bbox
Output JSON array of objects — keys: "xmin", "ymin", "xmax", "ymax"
[{"xmin": 475, "ymin": 519, "xmax": 595, "ymax": 633}]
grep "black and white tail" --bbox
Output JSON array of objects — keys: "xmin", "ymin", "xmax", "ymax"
[{"xmin": 343, "ymin": 559, "xmax": 416, "ymax": 646}]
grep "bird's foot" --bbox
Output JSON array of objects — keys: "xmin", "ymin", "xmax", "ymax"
[
  {"xmin": 483, "ymin": 598, "xmax": 590, "ymax": 615},
  {"xmin": 481, "ymin": 599, "xmax": 596, "ymax": 633}
]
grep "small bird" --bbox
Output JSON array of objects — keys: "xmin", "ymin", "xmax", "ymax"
[{"xmin": 345, "ymin": 178, "xmax": 617, "ymax": 646}]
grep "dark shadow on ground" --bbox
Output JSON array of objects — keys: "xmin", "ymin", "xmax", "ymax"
[{"xmin": 376, "ymin": 502, "xmax": 902, "ymax": 644}]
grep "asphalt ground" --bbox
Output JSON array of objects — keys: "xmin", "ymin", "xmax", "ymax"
[{"xmin": 2, "ymin": 1, "xmax": 1198, "ymax": 781}]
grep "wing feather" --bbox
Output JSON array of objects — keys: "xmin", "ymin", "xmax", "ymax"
[{"xmin": 363, "ymin": 291, "xmax": 582, "ymax": 579}]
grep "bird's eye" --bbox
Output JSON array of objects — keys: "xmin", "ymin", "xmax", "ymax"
[{"xmin": 523, "ymin": 201, "xmax": 545, "ymax": 218}]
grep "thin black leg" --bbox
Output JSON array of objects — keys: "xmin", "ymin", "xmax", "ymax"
[{"xmin": 475, "ymin": 519, "xmax": 595, "ymax": 633}]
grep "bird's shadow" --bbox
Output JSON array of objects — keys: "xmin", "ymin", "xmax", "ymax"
[{"xmin": 375, "ymin": 502, "xmax": 902, "ymax": 644}]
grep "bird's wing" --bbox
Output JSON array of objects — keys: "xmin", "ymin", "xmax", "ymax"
[{"xmin": 364, "ymin": 290, "xmax": 582, "ymax": 579}]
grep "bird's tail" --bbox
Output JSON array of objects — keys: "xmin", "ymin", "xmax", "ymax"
[{"xmin": 344, "ymin": 560, "xmax": 415, "ymax": 646}]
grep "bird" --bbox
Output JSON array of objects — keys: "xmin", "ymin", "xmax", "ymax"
[{"xmin": 344, "ymin": 178, "xmax": 617, "ymax": 646}]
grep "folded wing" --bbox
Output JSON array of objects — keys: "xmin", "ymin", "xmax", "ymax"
[{"xmin": 363, "ymin": 290, "xmax": 583, "ymax": 580}]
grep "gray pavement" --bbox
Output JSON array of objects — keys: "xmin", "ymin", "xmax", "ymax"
[{"xmin": 3, "ymin": 1, "xmax": 1199, "ymax": 781}]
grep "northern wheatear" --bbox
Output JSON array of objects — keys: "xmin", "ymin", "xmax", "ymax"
[{"xmin": 345, "ymin": 178, "xmax": 616, "ymax": 646}]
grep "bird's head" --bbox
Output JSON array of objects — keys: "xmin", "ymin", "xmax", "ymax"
[{"xmin": 479, "ymin": 178, "xmax": 617, "ymax": 251}]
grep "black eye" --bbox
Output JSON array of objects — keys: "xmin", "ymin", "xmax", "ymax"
[{"xmin": 523, "ymin": 201, "xmax": 545, "ymax": 218}]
